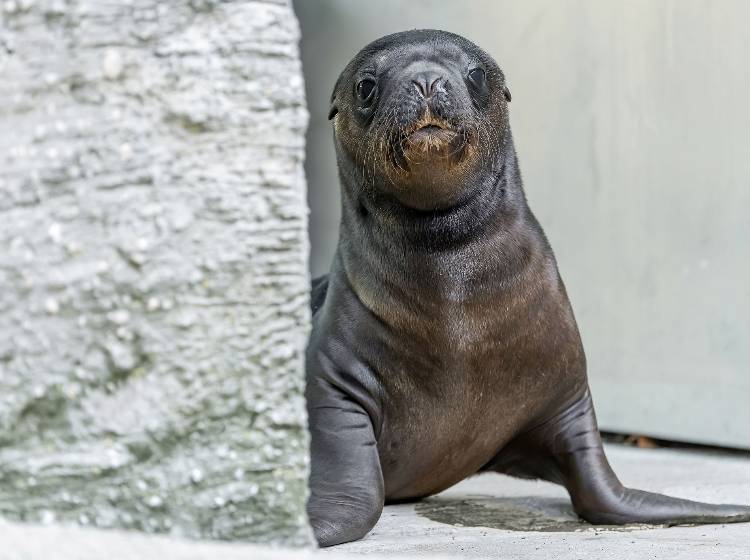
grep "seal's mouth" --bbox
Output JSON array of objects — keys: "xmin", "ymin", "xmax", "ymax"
[
  {"xmin": 393, "ymin": 111, "xmax": 469, "ymax": 170},
  {"xmin": 379, "ymin": 108, "xmax": 474, "ymax": 175},
  {"xmin": 405, "ymin": 113, "xmax": 457, "ymax": 147},
  {"xmin": 408, "ymin": 123, "xmax": 455, "ymax": 144}
]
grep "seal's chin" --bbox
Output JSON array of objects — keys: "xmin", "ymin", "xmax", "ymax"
[{"xmin": 375, "ymin": 111, "xmax": 476, "ymax": 209}]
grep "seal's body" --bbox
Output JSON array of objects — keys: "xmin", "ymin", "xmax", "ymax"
[{"xmin": 307, "ymin": 30, "xmax": 750, "ymax": 547}]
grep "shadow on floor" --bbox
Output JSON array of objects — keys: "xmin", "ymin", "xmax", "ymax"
[{"xmin": 415, "ymin": 495, "xmax": 649, "ymax": 533}]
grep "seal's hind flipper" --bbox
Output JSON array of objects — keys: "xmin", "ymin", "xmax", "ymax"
[{"xmin": 487, "ymin": 389, "xmax": 750, "ymax": 526}]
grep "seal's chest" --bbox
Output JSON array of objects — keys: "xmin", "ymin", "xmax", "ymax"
[
  {"xmin": 379, "ymin": 393, "xmax": 526, "ymax": 501},
  {"xmin": 377, "ymin": 350, "xmax": 536, "ymax": 499}
]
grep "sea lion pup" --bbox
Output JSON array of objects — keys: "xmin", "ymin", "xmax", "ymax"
[{"xmin": 306, "ymin": 29, "xmax": 750, "ymax": 547}]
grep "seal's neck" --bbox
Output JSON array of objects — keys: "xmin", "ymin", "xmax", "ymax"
[{"xmin": 336, "ymin": 138, "xmax": 541, "ymax": 305}]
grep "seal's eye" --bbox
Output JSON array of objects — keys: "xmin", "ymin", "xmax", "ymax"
[
  {"xmin": 356, "ymin": 79, "xmax": 376, "ymax": 101},
  {"xmin": 468, "ymin": 67, "xmax": 486, "ymax": 85}
]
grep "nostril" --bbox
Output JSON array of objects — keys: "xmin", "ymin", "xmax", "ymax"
[
  {"xmin": 412, "ymin": 80, "xmax": 425, "ymax": 97},
  {"xmin": 427, "ymin": 76, "xmax": 441, "ymax": 96},
  {"xmin": 412, "ymin": 73, "xmax": 443, "ymax": 99}
]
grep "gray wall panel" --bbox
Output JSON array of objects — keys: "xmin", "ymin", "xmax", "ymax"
[{"xmin": 296, "ymin": 0, "xmax": 750, "ymax": 449}]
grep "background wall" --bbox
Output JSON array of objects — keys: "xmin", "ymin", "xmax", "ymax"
[
  {"xmin": 296, "ymin": 0, "xmax": 750, "ymax": 449},
  {"xmin": 0, "ymin": 0, "xmax": 312, "ymax": 545}
]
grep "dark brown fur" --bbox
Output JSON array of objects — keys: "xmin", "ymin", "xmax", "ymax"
[{"xmin": 306, "ymin": 29, "xmax": 750, "ymax": 547}]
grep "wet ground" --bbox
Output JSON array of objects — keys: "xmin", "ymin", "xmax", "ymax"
[{"xmin": 416, "ymin": 495, "xmax": 611, "ymax": 533}]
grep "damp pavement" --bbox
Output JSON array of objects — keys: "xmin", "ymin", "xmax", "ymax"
[{"xmin": 2, "ymin": 444, "xmax": 749, "ymax": 560}]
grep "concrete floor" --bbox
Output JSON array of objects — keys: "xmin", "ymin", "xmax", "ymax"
[
  {"xmin": 325, "ymin": 444, "xmax": 750, "ymax": 559},
  {"xmin": 3, "ymin": 444, "xmax": 749, "ymax": 560}
]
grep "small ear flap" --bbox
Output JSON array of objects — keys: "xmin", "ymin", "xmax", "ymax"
[
  {"xmin": 328, "ymin": 74, "xmax": 343, "ymax": 120},
  {"xmin": 327, "ymin": 102, "xmax": 339, "ymax": 120},
  {"xmin": 503, "ymin": 86, "xmax": 512, "ymax": 103}
]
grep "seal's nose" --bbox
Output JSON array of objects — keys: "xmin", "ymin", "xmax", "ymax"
[{"xmin": 412, "ymin": 71, "xmax": 443, "ymax": 99}]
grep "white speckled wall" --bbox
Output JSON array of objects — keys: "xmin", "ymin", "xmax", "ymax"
[
  {"xmin": 297, "ymin": 0, "xmax": 750, "ymax": 449},
  {"xmin": 0, "ymin": 0, "xmax": 312, "ymax": 545}
]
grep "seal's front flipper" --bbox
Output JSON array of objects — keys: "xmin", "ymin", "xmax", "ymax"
[
  {"xmin": 490, "ymin": 389, "xmax": 750, "ymax": 526},
  {"xmin": 306, "ymin": 359, "xmax": 384, "ymax": 546}
]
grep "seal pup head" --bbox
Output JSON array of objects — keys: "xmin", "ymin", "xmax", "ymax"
[{"xmin": 329, "ymin": 29, "xmax": 512, "ymax": 211}]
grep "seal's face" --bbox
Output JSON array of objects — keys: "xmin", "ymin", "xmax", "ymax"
[{"xmin": 330, "ymin": 30, "xmax": 511, "ymax": 211}]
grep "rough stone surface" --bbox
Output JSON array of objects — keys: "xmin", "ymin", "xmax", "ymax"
[{"xmin": 0, "ymin": 0, "xmax": 311, "ymax": 546}]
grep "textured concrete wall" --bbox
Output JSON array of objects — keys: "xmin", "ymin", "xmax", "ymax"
[
  {"xmin": 0, "ymin": 0, "xmax": 311, "ymax": 545},
  {"xmin": 297, "ymin": 0, "xmax": 750, "ymax": 450}
]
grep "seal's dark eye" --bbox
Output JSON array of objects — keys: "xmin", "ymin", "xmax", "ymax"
[
  {"xmin": 356, "ymin": 79, "xmax": 376, "ymax": 101},
  {"xmin": 468, "ymin": 67, "xmax": 486, "ymax": 84}
]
